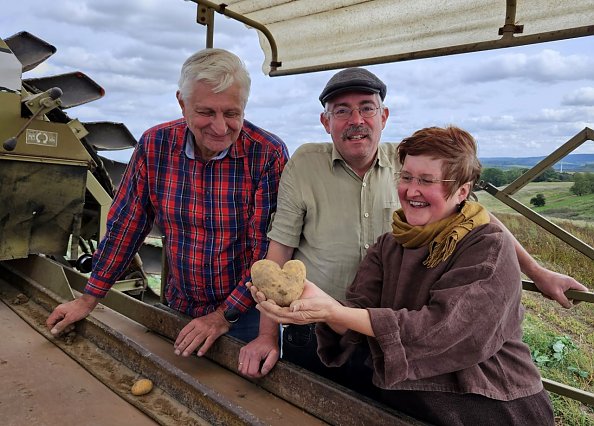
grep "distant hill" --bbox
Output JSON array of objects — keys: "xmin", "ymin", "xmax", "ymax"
[{"xmin": 479, "ymin": 154, "xmax": 594, "ymax": 172}]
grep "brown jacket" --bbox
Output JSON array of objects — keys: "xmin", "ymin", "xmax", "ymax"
[{"xmin": 317, "ymin": 223, "xmax": 543, "ymax": 401}]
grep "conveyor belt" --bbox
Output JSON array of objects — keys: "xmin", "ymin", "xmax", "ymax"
[
  {"xmin": 0, "ymin": 299, "xmax": 159, "ymax": 426},
  {"xmin": 0, "ymin": 276, "xmax": 326, "ymax": 425}
]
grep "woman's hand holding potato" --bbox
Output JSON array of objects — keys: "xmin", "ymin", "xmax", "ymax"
[
  {"xmin": 249, "ymin": 279, "xmax": 340, "ymax": 325},
  {"xmin": 249, "ymin": 259, "xmax": 344, "ymax": 327},
  {"xmin": 267, "ymin": 296, "xmax": 341, "ymax": 325}
]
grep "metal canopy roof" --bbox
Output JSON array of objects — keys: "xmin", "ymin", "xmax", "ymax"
[{"xmin": 192, "ymin": 0, "xmax": 594, "ymax": 76}]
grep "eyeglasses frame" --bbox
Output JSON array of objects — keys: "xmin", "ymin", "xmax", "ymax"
[
  {"xmin": 395, "ymin": 171, "xmax": 457, "ymax": 187},
  {"xmin": 326, "ymin": 105, "xmax": 382, "ymax": 120}
]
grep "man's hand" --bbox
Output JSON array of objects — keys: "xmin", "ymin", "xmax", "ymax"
[
  {"xmin": 491, "ymin": 212, "xmax": 589, "ymax": 309},
  {"xmin": 174, "ymin": 310, "xmax": 230, "ymax": 357},
  {"xmin": 238, "ymin": 332, "xmax": 280, "ymax": 378},
  {"xmin": 530, "ymin": 267, "xmax": 589, "ymax": 308},
  {"xmin": 46, "ymin": 294, "xmax": 99, "ymax": 336}
]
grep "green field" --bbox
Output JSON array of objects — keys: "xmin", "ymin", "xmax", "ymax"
[
  {"xmin": 476, "ymin": 181, "xmax": 594, "ymax": 222},
  {"xmin": 478, "ymin": 182, "xmax": 593, "ymax": 425}
]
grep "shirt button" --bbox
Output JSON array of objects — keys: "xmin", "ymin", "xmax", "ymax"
[
  {"xmin": 364, "ymin": 244, "xmax": 370, "ymax": 249},
  {"xmin": 362, "ymin": 182, "xmax": 367, "ymax": 187},
  {"xmin": 364, "ymin": 212, "xmax": 369, "ymax": 218}
]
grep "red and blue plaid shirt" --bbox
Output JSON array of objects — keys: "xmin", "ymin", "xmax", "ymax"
[{"xmin": 86, "ymin": 118, "xmax": 288, "ymax": 318}]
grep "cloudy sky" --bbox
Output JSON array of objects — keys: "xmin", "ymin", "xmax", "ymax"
[{"xmin": 3, "ymin": 0, "xmax": 593, "ymax": 163}]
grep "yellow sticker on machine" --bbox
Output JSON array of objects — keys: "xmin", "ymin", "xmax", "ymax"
[{"xmin": 26, "ymin": 129, "xmax": 58, "ymax": 147}]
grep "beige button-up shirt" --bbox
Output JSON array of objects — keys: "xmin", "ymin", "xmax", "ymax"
[{"xmin": 268, "ymin": 143, "xmax": 400, "ymax": 300}]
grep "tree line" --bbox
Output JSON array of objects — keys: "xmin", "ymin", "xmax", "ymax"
[
  {"xmin": 479, "ymin": 168, "xmax": 594, "ymax": 196},
  {"xmin": 570, "ymin": 172, "xmax": 594, "ymax": 196}
]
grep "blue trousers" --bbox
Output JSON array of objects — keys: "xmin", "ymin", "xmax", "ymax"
[{"xmin": 226, "ymin": 306, "xmax": 260, "ymax": 343}]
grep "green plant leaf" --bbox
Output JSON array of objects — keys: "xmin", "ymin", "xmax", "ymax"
[{"xmin": 552, "ymin": 341, "xmax": 565, "ymax": 353}]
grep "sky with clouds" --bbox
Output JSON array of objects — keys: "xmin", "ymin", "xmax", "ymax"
[{"xmin": 3, "ymin": 0, "xmax": 593, "ymax": 163}]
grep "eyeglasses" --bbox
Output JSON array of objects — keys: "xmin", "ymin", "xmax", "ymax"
[
  {"xmin": 396, "ymin": 172, "xmax": 456, "ymax": 187},
  {"xmin": 327, "ymin": 105, "xmax": 381, "ymax": 120}
]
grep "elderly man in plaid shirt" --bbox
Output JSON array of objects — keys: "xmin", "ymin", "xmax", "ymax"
[{"xmin": 47, "ymin": 49, "xmax": 289, "ymax": 358}]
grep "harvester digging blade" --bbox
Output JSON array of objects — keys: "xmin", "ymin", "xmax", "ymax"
[
  {"xmin": 4, "ymin": 31, "xmax": 56, "ymax": 72},
  {"xmin": 24, "ymin": 72, "xmax": 104, "ymax": 108},
  {"xmin": 84, "ymin": 122, "xmax": 137, "ymax": 151},
  {"xmin": 98, "ymin": 155, "xmax": 128, "ymax": 189}
]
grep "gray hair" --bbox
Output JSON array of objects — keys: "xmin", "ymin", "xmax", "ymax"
[{"xmin": 178, "ymin": 48, "xmax": 251, "ymax": 105}]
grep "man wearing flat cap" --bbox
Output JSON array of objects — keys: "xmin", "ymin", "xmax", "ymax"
[
  {"xmin": 238, "ymin": 67, "xmax": 588, "ymax": 383},
  {"xmin": 238, "ymin": 67, "xmax": 398, "ymax": 384}
]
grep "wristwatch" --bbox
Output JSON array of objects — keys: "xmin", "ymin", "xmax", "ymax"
[{"xmin": 223, "ymin": 307, "xmax": 241, "ymax": 324}]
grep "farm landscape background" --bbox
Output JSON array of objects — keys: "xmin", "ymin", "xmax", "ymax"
[{"xmin": 476, "ymin": 155, "xmax": 593, "ymax": 425}]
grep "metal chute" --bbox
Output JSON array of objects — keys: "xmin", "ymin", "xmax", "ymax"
[
  {"xmin": 24, "ymin": 72, "xmax": 105, "ymax": 108},
  {"xmin": 4, "ymin": 31, "xmax": 56, "ymax": 72},
  {"xmin": 84, "ymin": 122, "xmax": 137, "ymax": 151}
]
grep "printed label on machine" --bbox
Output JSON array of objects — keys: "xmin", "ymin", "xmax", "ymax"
[{"xmin": 26, "ymin": 129, "xmax": 58, "ymax": 147}]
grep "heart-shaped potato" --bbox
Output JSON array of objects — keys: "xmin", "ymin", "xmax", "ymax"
[{"xmin": 251, "ymin": 259, "xmax": 306, "ymax": 307}]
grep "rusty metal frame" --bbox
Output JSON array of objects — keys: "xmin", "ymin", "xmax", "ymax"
[
  {"xmin": 268, "ymin": 25, "xmax": 594, "ymax": 76},
  {"xmin": 190, "ymin": 0, "xmax": 281, "ymax": 72},
  {"xmin": 499, "ymin": 0, "xmax": 524, "ymax": 39},
  {"xmin": 502, "ymin": 128, "xmax": 594, "ymax": 195},
  {"xmin": 85, "ymin": 170, "xmax": 111, "ymax": 241}
]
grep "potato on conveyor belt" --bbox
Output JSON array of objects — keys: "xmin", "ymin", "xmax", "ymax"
[{"xmin": 131, "ymin": 378, "xmax": 153, "ymax": 396}]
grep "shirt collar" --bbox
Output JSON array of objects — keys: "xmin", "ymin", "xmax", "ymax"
[
  {"xmin": 376, "ymin": 143, "xmax": 393, "ymax": 168},
  {"xmin": 330, "ymin": 143, "xmax": 386, "ymax": 171},
  {"xmin": 184, "ymin": 128, "xmax": 230, "ymax": 161}
]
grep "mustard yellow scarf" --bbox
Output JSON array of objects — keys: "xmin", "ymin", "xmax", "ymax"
[{"xmin": 391, "ymin": 201, "xmax": 490, "ymax": 268}]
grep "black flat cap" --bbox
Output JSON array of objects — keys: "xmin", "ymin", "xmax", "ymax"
[{"xmin": 319, "ymin": 67, "xmax": 387, "ymax": 105}]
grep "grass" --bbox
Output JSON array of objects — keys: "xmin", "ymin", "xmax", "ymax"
[
  {"xmin": 147, "ymin": 274, "xmax": 162, "ymax": 294},
  {"xmin": 477, "ymin": 181, "xmax": 594, "ymax": 222},
  {"xmin": 478, "ymin": 182, "xmax": 593, "ymax": 425}
]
